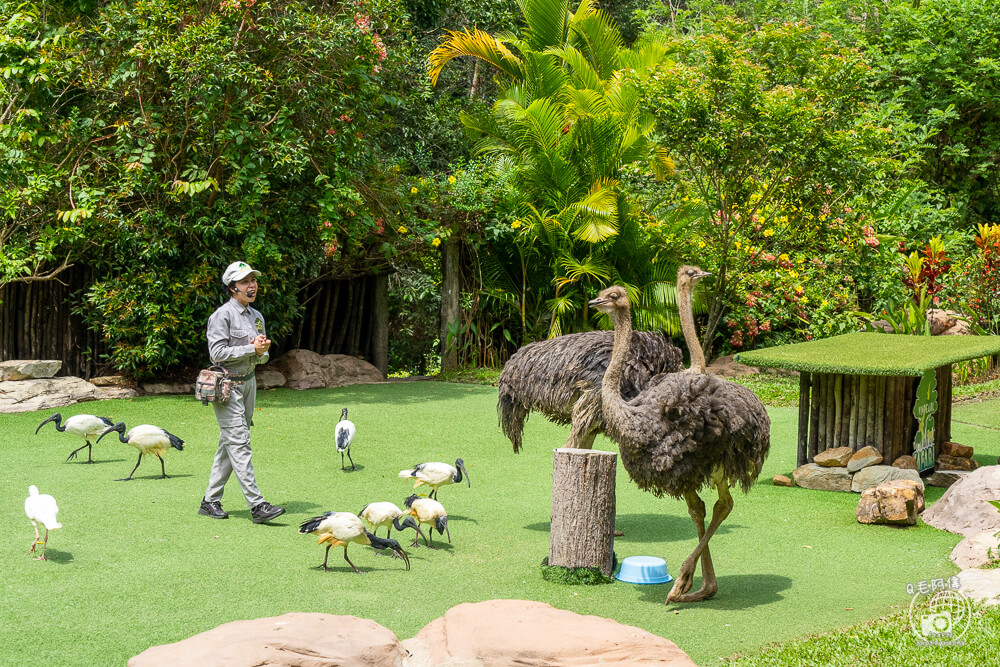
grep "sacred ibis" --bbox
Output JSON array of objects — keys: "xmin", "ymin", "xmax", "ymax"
[
  {"xmin": 97, "ymin": 422, "xmax": 184, "ymax": 481},
  {"xmin": 403, "ymin": 494, "xmax": 450, "ymax": 549},
  {"xmin": 35, "ymin": 413, "xmax": 115, "ymax": 463},
  {"xmin": 25, "ymin": 486, "xmax": 61, "ymax": 560},
  {"xmin": 335, "ymin": 407, "xmax": 356, "ymax": 471},
  {"xmin": 358, "ymin": 501, "xmax": 426, "ymax": 553},
  {"xmin": 397, "ymin": 458, "xmax": 469, "ymax": 499},
  {"xmin": 298, "ymin": 511, "xmax": 410, "ymax": 573}
]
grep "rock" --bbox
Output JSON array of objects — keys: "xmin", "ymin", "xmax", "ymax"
[
  {"xmin": 403, "ymin": 600, "xmax": 696, "ymax": 667},
  {"xmin": 773, "ymin": 474, "xmax": 793, "ymax": 487},
  {"xmin": 892, "ymin": 455, "xmax": 918, "ymax": 470},
  {"xmin": 0, "ymin": 360, "xmax": 61, "ymax": 381},
  {"xmin": 847, "ymin": 446, "xmax": 883, "ymax": 472},
  {"xmin": 927, "ymin": 309, "xmax": 958, "ymax": 335},
  {"xmin": 926, "ymin": 470, "xmax": 968, "ymax": 488},
  {"xmin": 129, "ymin": 612, "xmax": 407, "ymax": 666},
  {"xmin": 707, "ymin": 354, "xmax": 760, "ymax": 377},
  {"xmin": 141, "ymin": 382, "xmax": 195, "ymax": 395},
  {"xmin": 937, "ymin": 454, "xmax": 978, "ymax": 471},
  {"xmin": 951, "ymin": 530, "xmax": 1000, "ymax": 569},
  {"xmin": 792, "ymin": 463, "xmax": 852, "ymax": 492},
  {"xmin": 856, "ymin": 481, "xmax": 922, "ymax": 525},
  {"xmin": 256, "ymin": 367, "xmax": 286, "ymax": 389},
  {"xmin": 956, "ymin": 568, "xmax": 1000, "ymax": 606},
  {"xmin": 942, "ymin": 441, "xmax": 974, "ymax": 459},
  {"xmin": 94, "ymin": 386, "xmax": 139, "ymax": 400},
  {"xmin": 940, "ymin": 319, "xmax": 972, "ymax": 336},
  {"xmin": 272, "ymin": 349, "xmax": 385, "ymax": 390},
  {"xmin": 851, "ymin": 465, "xmax": 923, "ymax": 493},
  {"xmin": 921, "ymin": 466, "xmax": 1000, "ymax": 537},
  {"xmin": 0, "ymin": 377, "xmax": 98, "ymax": 414},
  {"xmin": 89, "ymin": 375, "xmax": 131, "ymax": 387},
  {"xmin": 814, "ymin": 446, "xmax": 853, "ymax": 467}
]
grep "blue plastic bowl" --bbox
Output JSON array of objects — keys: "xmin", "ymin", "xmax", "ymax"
[{"xmin": 616, "ymin": 556, "xmax": 672, "ymax": 584}]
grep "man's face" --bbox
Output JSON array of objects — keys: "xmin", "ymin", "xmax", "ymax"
[{"xmin": 233, "ymin": 276, "xmax": 259, "ymax": 305}]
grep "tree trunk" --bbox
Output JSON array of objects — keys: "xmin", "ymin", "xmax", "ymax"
[
  {"xmin": 439, "ymin": 239, "xmax": 461, "ymax": 371},
  {"xmin": 373, "ymin": 274, "xmax": 388, "ymax": 377},
  {"xmin": 549, "ymin": 448, "xmax": 617, "ymax": 576}
]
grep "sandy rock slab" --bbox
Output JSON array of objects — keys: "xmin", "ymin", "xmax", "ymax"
[
  {"xmin": 129, "ymin": 613, "xmax": 408, "ymax": 666},
  {"xmin": 951, "ymin": 530, "xmax": 1000, "ymax": 569},
  {"xmin": 0, "ymin": 377, "xmax": 98, "ymax": 414},
  {"xmin": 403, "ymin": 599, "xmax": 696, "ymax": 666},
  {"xmin": 273, "ymin": 349, "xmax": 385, "ymax": 390},
  {"xmin": 0, "ymin": 359, "xmax": 61, "ymax": 381},
  {"xmin": 957, "ymin": 568, "xmax": 1000, "ymax": 606},
  {"xmin": 922, "ymin": 466, "xmax": 1000, "ymax": 538}
]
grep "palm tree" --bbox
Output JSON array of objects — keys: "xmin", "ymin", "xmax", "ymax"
[{"xmin": 429, "ymin": 0, "xmax": 678, "ymax": 338}]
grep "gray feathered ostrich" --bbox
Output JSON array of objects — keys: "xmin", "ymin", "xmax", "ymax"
[
  {"xmin": 498, "ymin": 327, "xmax": 682, "ymax": 452},
  {"xmin": 590, "ymin": 267, "xmax": 770, "ymax": 605}
]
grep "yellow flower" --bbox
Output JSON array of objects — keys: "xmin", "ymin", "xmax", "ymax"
[
  {"xmin": 511, "ymin": 221, "xmax": 522, "ymax": 229},
  {"xmin": 410, "ymin": 187, "xmax": 418, "ymax": 194},
  {"xmin": 763, "ymin": 229, "xmax": 774, "ymax": 237},
  {"xmin": 448, "ymin": 176, "xmax": 456, "ymax": 184},
  {"xmin": 779, "ymin": 253, "xmax": 789, "ymax": 262},
  {"xmin": 698, "ymin": 240, "xmax": 706, "ymax": 248},
  {"xmin": 431, "ymin": 237, "xmax": 441, "ymax": 247},
  {"xmin": 822, "ymin": 300, "xmax": 829, "ymax": 306},
  {"xmin": 789, "ymin": 270, "xmax": 799, "ymax": 278},
  {"xmin": 398, "ymin": 226, "xmax": 407, "ymax": 233}
]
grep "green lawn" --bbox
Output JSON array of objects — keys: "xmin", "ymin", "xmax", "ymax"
[{"xmin": 3, "ymin": 382, "xmax": 998, "ymax": 666}]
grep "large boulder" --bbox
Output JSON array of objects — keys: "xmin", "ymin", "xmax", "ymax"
[
  {"xmin": 847, "ymin": 446, "xmax": 883, "ymax": 472},
  {"xmin": 926, "ymin": 470, "xmax": 969, "ymax": 488},
  {"xmin": 129, "ymin": 613, "xmax": 407, "ymax": 666},
  {"xmin": 851, "ymin": 465, "xmax": 922, "ymax": 493},
  {"xmin": 814, "ymin": 446, "xmax": 853, "ymax": 467},
  {"xmin": 856, "ymin": 479, "xmax": 925, "ymax": 525},
  {"xmin": 141, "ymin": 382, "xmax": 195, "ymax": 395},
  {"xmin": 792, "ymin": 463, "xmax": 852, "ymax": 492},
  {"xmin": 922, "ymin": 466, "xmax": 1000, "ymax": 537},
  {"xmin": 0, "ymin": 359, "xmax": 61, "ymax": 381},
  {"xmin": 273, "ymin": 349, "xmax": 385, "ymax": 390},
  {"xmin": 951, "ymin": 529, "xmax": 1000, "ymax": 569},
  {"xmin": 256, "ymin": 367, "xmax": 286, "ymax": 389},
  {"xmin": 403, "ymin": 600, "xmax": 696, "ymax": 666},
  {"xmin": 0, "ymin": 377, "xmax": 98, "ymax": 414},
  {"xmin": 956, "ymin": 568, "xmax": 1000, "ymax": 606}
]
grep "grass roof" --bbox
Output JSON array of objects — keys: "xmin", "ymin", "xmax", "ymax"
[{"xmin": 735, "ymin": 332, "xmax": 1000, "ymax": 376}]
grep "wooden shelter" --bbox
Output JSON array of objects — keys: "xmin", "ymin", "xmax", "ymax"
[{"xmin": 736, "ymin": 333, "xmax": 1000, "ymax": 469}]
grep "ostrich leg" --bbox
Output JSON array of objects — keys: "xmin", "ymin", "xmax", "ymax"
[{"xmin": 666, "ymin": 480, "xmax": 733, "ymax": 605}]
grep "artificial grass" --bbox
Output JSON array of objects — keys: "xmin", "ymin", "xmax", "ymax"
[
  {"xmin": 2, "ymin": 382, "xmax": 998, "ymax": 666},
  {"xmin": 735, "ymin": 333, "xmax": 1000, "ymax": 376}
]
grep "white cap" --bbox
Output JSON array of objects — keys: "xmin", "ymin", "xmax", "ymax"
[{"xmin": 222, "ymin": 261, "xmax": 261, "ymax": 285}]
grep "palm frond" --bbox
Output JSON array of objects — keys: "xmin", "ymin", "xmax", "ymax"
[
  {"xmin": 428, "ymin": 28, "xmax": 524, "ymax": 86},
  {"xmin": 516, "ymin": 0, "xmax": 571, "ymax": 51}
]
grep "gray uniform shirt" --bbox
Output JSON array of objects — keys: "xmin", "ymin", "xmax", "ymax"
[{"xmin": 207, "ymin": 297, "xmax": 269, "ymax": 375}]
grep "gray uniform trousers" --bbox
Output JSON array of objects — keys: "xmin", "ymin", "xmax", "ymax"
[{"xmin": 205, "ymin": 376, "xmax": 264, "ymax": 508}]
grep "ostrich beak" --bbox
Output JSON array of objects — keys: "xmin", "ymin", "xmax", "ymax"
[
  {"xmin": 35, "ymin": 413, "xmax": 60, "ymax": 435},
  {"xmin": 692, "ymin": 269, "xmax": 712, "ymax": 280},
  {"xmin": 588, "ymin": 296, "xmax": 608, "ymax": 307}
]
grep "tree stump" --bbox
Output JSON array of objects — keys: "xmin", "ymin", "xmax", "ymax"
[{"xmin": 549, "ymin": 448, "xmax": 617, "ymax": 576}]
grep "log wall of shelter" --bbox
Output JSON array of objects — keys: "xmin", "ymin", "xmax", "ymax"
[
  {"xmin": 0, "ymin": 266, "xmax": 108, "ymax": 379},
  {"xmin": 796, "ymin": 369, "xmax": 953, "ymax": 467},
  {"xmin": 283, "ymin": 275, "xmax": 388, "ymax": 374}
]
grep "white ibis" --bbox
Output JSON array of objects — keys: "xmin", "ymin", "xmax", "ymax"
[
  {"xmin": 397, "ymin": 458, "xmax": 469, "ymax": 499},
  {"xmin": 335, "ymin": 407, "xmax": 356, "ymax": 471},
  {"xmin": 358, "ymin": 501, "xmax": 426, "ymax": 552},
  {"xmin": 403, "ymin": 494, "xmax": 450, "ymax": 549},
  {"xmin": 97, "ymin": 422, "xmax": 184, "ymax": 481},
  {"xmin": 35, "ymin": 413, "xmax": 115, "ymax": 463},
  {"xmin": 25, "ymin": 486, "xmax": 61, "ymax": 560},
  {"xmin": 298, "ymin": 511, "xmax": 410, "ymax": 573}
]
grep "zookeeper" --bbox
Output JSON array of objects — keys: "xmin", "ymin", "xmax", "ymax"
[{"xmin": 198, "ymin": 260, "xmax": 286, "ymax": 524}]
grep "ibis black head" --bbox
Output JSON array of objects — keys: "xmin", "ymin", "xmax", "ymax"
[
  {"xmin": 394, "ymin": 515, "xmax": 426, "ymax": 543},
  {"xmin": 96, "ymin": 422, "xmax": 127, "ymax": 444},
  {"xmin": 35, "ymin": 413, "xmax": 63, "ymax": 434},
  {"xmin": 340, "ymin": 407, "xmax": 349, "ymax": 420},
  {"xmin": 367, "ymin": 530, "xmax": 410, "ymax": 570},
  {"xmin": 404, "ymin": 493, "xmax": 420, "ymax": 508},
  {"xmin": 455, "ymin": 458, "xmax": 470, "ymax": 487}
]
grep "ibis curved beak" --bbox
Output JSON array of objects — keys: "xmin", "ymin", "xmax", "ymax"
[
  {"xmin": 456, "ymin": 458, "xmax": 470, "ymax": 487},
  {"xmin": 96, "ymin": 422, "xmax": 123, "ymax": 444},
  {"xmin": 395, "ymin": 546, "xmax": 411, "ymax": 571},
  {"xmin": 35, "ymin": 413, "xmax": 60, "ymax": 435}
]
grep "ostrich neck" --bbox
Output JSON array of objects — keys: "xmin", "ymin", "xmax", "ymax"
[
  {"xmin": 680, "ymin": 284, "xmax": 706, "ymax": 373},
  {"xmin": 601, "ymin": 306, "xmax": 633, "ymax": 422}
]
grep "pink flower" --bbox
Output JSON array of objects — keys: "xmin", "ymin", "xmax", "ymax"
[
  {"xmin": 354, "ymin": 13, "xmax": 371, "ymax": 33},
  {"xmin": 339, "ymin": 115, "xmax": 352, "ymax": 122},
  {"xmin": 372, "ymin": 33, "xmax": 387, "ymax": 61}
]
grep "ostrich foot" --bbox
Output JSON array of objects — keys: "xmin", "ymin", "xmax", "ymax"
[
  {"xmin": 666, "ymin": 579, "xmax": 718, "ymax": 604},
  {"xmin": 665, "ymin": 568, "xmax": 696, "ymax": 603}
]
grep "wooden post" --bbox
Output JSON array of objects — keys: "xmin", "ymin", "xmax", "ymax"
[
  {"xmin": 809, "ymin": 372, "xmax": 821, "ymax": 461},
  {"xmin": 833, "ymin": 374, "xmax": 843, "ymax": 447},
  {"xmin": 839, "ymin": 374, "xmax": 851, "ymax": 447},
  {"xmin": 874, "ymin": 376, "xmax": 885, "ymax": 450},
  {"xmin": 817, "ymin": 374, "xmax": 827, "ymax": 454},
  {"xmin": 550, "ymin": 448, "xmax": 617, "ymax": 576},
  {"xmin": 372, "ymin": 274, "xmax": 389, "ymax": 377},
  {"xmin": 798, "ymin": 373, "xmax": 811, "ymax": 466},
  {"xmin": 857, "ymin": 375, "xmax": 869, "ymax": 448},
  {"xmin": 848, "ymin": 375, "xmax": 859, "ymax": 449}
]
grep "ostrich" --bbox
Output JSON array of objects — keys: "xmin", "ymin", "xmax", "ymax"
[
  {"xmin": 35, "ymin": 413, "xmax": 115, "ymax": 463},
  {"xmin": 398, "ymin": 458, "xmax": 469, "ymax": 500},
  {"xmin": 589, "ymin": 267, "xmax": 770, "ymax": 605},
  {"xmin": 335, "ymin": 408, "xmax": 357, "ymax": 471},
  {"xmin": 498, "ymin": 328, "xmax": 682, "ymax": 453},
  {"xmin": 97, "ymin": 422, "xmax": 184, "ymax": 481}
]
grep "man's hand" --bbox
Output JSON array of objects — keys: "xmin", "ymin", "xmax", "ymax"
[{"xmin": 253, "ymin": 334, "xmax": 271, "ymax": 355}]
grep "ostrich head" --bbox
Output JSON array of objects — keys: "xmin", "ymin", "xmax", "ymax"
[
  {"xmin": 677, "ymin": 265, "xmax": 711, "ymax": 295},
  {"xmin": 589, "ymin": 285, "xmax": 630, "ymax": 315}
]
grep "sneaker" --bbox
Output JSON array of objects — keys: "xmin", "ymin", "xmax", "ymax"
[
  {"xmin": 251, "ymin": 501, "xmax": 285, "ymax": 524},
  {"xmin": 198, "ymin": 499, "xmax": 229, "ymax": 519}
]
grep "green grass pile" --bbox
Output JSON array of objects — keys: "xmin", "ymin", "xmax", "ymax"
[{"xmin": 3, "ymin": 382, "xmax": 999, "ymax": 665}]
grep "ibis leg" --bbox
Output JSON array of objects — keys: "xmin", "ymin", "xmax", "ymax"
[
  {"xmin": 157, "ymin": 454, "xmax": 168, "ymax": 479},
  {"xmin": 321, "ymin": 545, "xmax": 332, "ymax": 571},
  {"xmin": 66, "ymin": 441, "xmax": 94, "ymax": 463},
  {"xmin": 29, "ymin": 524, "xmax": 41, "ymax": 554},
  {"xmin": 117, "ymin": 451, "xmax": 143, "ymax": 481},
  {"xmin": 340, "ymin": 451, "xmax": 345, "ymax": 471},
  {"xmin": 35, "ymin": 529, "xmax": 49, "ymax": 560},
  {"xmin": 347, "ymin": 448, "xmax": 357, "ymax": 471},
  {"xmin": 343, "ymin": 546, "xmax": 363, "ymax": 574}
]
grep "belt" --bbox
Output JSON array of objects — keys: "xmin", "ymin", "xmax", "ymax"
[{"xmin": 229, "ymin": 371, "xmax": 255, "ymax": 382}]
